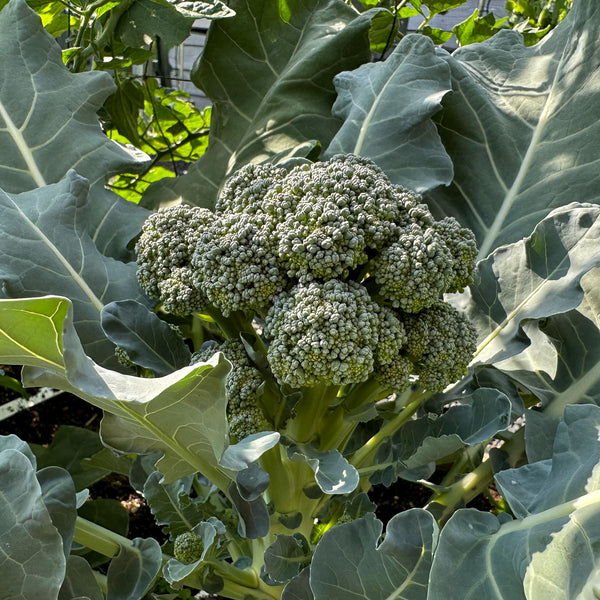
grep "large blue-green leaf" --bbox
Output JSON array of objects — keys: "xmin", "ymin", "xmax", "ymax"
[
  {"xmin": 0, "ymin": 449, "xmax": 66, "ymax": 599},
  {"xmin": 106, "ymin": 537, "xmax": 163, "ymax": 600},
  {"xmin": 0, "ymin": 0, "xmax": 149, "ymax": 258},
  {"xmin": 523, "ymin": 502, "xmax": 600, "ymax": 600},
  {"xmin": 371, "ymin": 388, "xmax": 510, "ymax": 485},
  {"xmin": 144, "ymin": 0, "xmax": 377, "ymax": 208},
  {"xmin": 324, "ymin": 34, "xmax": 453, "ymax": 193},
  {"xmin": 461, "ymin": 203, "xmax": 600, "ymax": 368},
  {"xmin": 0, "ymin": 295, "xmax": 233, "ymax": 490},
  {"xmin": 428, "ymin": 404, "xmax": 600, "ymax": 600},
  {"xmin": 310, "ymin": 510, "xmax": 438, "ymax": 599},
  {"xmin": 426, "ymin": 1, "xmax": 600, "ymax": 259},
  {"xmin": 0, "ymin": 173, "xmax": 148, "ymax": 368}
]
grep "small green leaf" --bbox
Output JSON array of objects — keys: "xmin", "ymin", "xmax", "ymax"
[{"xmin": 101, "ymin": 300, "xmax": 192, "ymax": 376}]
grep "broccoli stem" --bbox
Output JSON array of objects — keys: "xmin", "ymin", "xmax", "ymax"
[
  {"xmin": 260, "ymin": 444, "xmax": 318, "ymax": 538},
  {"xmin": 285, "ymin": 383, "xmax": 341, "ymax": 444},
  {"xmin": 426, "ymin": 427, "xmax": 526, "ymax": 525},
  {"xmin": 350, "ymin": 387, "xmax": 430, "ymax": 470}
]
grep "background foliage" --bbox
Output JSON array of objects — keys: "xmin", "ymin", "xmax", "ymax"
[{"xmin": 1, "ymin": 0, "xmax": 599, "ymax": 599}]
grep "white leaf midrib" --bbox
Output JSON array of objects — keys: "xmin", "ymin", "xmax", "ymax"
[{"xmin": 0, "ymin": 100, "xmax": 46, "ymax": 188}]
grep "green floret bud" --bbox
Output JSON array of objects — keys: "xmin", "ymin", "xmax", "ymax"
[
  {"xmin": 403, "ymin": 302, "xmax": 477, "ymax": 392},
  {"xmin": 174, "ymin": 531, "xmax": 204, "ymax": 564},
  {"xmin": 263, "ymin": 154, "xmax": 414, "ymax": 281},
  {"xmin": 215, "ymin": 162, "xmax": 287, "ymax": 214},
  {"xmin": 114, "ymin": 346, "xmax": 136, "ymax": 370},
  {"xmin": 192, "ymin": 211, "xmax": 288, "ymax": 316},
  {"xmin": 433, "ymin": 217, "xmax": 478, "ymax": 292},
  {"xmin": 372, "ymin": 354, "xmax": 413, "ymax": 393},
  {"xmin": 135, "ymin": 205, "xmax": 212, "ymax": 315},
  {"xmin": 265, "ymin": 280, "xmax": 381, "ymax": 388},
  {"xmin": 193, "ymin": 339, "xmax": 268, "ymax": 441},
  {"xmin": 370, "ymin": 222, "xmax": 455, "ymax": 313},
  {"xmin": 373, "ymin": 305, "xmax": 407, "ymax": 366}
]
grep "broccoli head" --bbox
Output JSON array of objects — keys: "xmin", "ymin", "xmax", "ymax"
[
  {"xmin": 173, "ymin": 531, "xmax": 204, "ymax": 564},
  {"xmin": 135, "ymin": 205, "xmax": 212, "ymax": 315},
  {"xmin": 265, "ymin": 280, "xmax": 382, "ymax": 388}
]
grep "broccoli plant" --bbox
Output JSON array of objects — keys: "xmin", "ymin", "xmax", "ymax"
[{"xmin": 0, "ymin": 0, "xmax": 600, "ymax": 599}]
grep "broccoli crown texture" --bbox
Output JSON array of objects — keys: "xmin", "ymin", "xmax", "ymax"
[
  {"xmin": 136, "ymin": 154, "xmax": 478, "ymax": 395},
  {"xmin": 135, "ymin": 205, "xmax": 212, "ymax": 315},
  {"xmin": 265, "ymin": 280, "xmax": 381, "ymax": 388},
  {"xmin": 173, "ymin": 531, "xmax": 204, "ymax": 564},
  {"xmin": 404, "ymin": 302, "xmax": 478, "ymax": 392},
  {"xmin": 192, "ymin": 338, "xmax": 268, "ymax": 441}
]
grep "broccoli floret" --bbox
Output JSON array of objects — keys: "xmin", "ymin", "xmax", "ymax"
[
  {"xmin": 135, "ymin": 205, "xmax": 212, "ymax": 315},
  {"xmin": 194, "ymin": 338, "xmax": 269, "ymax": 441},
  {"xmin": 192, "ymin": 211, "xmax": 288, "ymax": 316},
  {"xmin": 262, "ymin": 155, "xmax": 414, "ymax": 281},
  {"xmin": 369, "ymin": 222, "xmax": 455, "ymax": 313},
  {"xmin": 403, "ymin": 302, "xmax": 477, "ymax": 392},
  {"xmin": 265, "ymin": 280, "xmax": 381, "ymax": 388},
  {"xmin": 174, "ymin": 531, "xmax": 204, "ymax": 564},
  {"xmin": 215, "ymin": 162, "xmax": 287, "ymax": 214}
]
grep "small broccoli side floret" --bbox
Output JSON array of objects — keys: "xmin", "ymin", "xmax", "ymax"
[
  {"xmin": 193, "ymin": 339, "xmax": 268, "ymax": 441},
  {"xmin": 265, "ymin": 280, "xmax": 381, "ymax": 388},
  {"xmin": 263, "ymin": 155, "xmax": 413, "ymax": 281},
  {"xmin": 174, "ymin": 531, "xmax": 204, "ymax": 564},
  {"xmin": 135, "ymin": 205, "xmax": 212, "ymax": 315},
  {"xmin": 433, "ymin": 217, "xmax": 478, "ymax": 292},
  {"xmin": 403, "ymin": 302, "xmax": 477, "ymax": 392}
]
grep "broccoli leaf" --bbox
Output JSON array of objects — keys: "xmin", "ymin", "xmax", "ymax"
[
  {"xmin": 106, "ymin": 538, "xmax": 163, "ymax": 600},
  {"xmin": 0, "ymin": 448, "xmax": 66, "ymax": 599},
  {"xmin": 144, "ymin": 0, "xmax": 377, "ymax": 208},
  {"xmin": 462, "ymin": 203, "xmax": 600, "ymax": 368},
  {"xmin": 0, "ymin": 296, "xmax": 233, "ymax": 488},
  {"xmin": 427, "ymin": 0, "xmax": 600, "ymax": 259},
  {"xmin": 428, "ymin": 404, "xmax": 600, "ymax": 600},
  {"xmin": 310, "ymin": 510, "xmax": 438, "ymax": 599},
  {"xmin": 0, "ymin": 173, "xmax": 148, "ymax": 368},
  {"xmin": 101, "ymin": 300, "xmax": 192, "ymax": 376},
  {"xmin": 0, "ymin": 0, "xmax": 149, "ymax": 259},
  {"xmin": 324, "ymin": 34, "xmax": 453, "ymax": 193}
]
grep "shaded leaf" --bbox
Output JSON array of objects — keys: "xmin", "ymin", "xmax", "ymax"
[
  {"xmin": 0, "ymin": 449, "xmax": 65, "ymax": 599},
  {"xmin": 101, "ymin": 300, "xmax": 192, "ymax": 376},
  {"xmin": 106, "ymin": 537, "xmax": 163, "ymax": 600},
  {"xmin": 145, "ymin": 0, "xmax": 376, "ymax": 208},
  {"xmin": 427, "ymin": 2, "xmax": 600, "ymax": 259}
]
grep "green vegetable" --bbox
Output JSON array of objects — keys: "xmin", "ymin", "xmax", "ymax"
[
  {"xmin": 137, "ymin": 154, "xmax": 478, "ymax": 399},
  {"xmin": 173, "ymin": 531, "xmax": 204, "ymax": 564}
]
